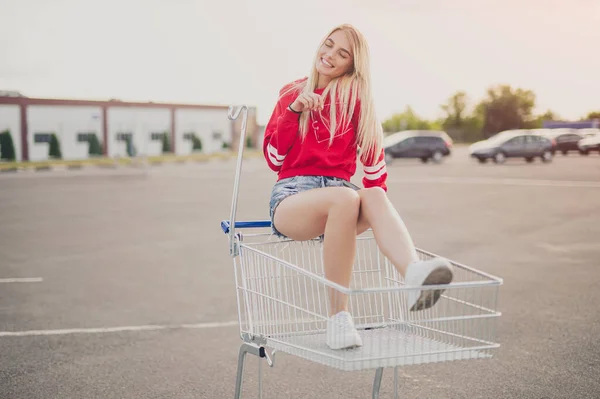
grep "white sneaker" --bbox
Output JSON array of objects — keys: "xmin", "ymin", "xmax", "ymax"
[
  {"xmin": 405, "ymin": 257, "xmax": 454, "ymax": 311},
  {"xmin": 326, "ymin": 311, "xmax": 363, "ymax": 350}
]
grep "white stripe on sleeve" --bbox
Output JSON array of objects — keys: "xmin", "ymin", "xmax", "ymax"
[
  {"xmin": 268, "ymin": 152, "xmax": 283, "ymax": 166},
  {"xmin": 267, "ymin": 144, "xmax": 285, "ymax": 166},
  {"xmin": 363, "ymin": 159, "xmax": 385, "ymax": 173},
  {"xmin": 268, "ymin": 144, "xmax": 286, "ymax": 161},
  {"xmin": 364, "ymin": 166, "xmax": 387, "ymax": 180}
]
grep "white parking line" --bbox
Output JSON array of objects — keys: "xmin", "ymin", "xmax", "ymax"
[
  {"xmin": 388, "ymin": 177, "xmax": 600, "ymax": 188},
  {"xmin": 0, "ymin": 278, "xmax": 43, "ymax": 283},
  {"xmin": 0, "ymin": 321, "xmax": 238, "ymax": 337}
]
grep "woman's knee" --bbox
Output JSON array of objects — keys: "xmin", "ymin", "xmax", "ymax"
[
  {"xmin": 358, "ymin": 186, "xmax": 387, "ymax": 204},
  {"xmin": 329, "ymin": 187, "xmax": 360, "ymax": 215},
  {"xmin": 356, "ymin": 187, "xmax": 387, "ymax": 231}
]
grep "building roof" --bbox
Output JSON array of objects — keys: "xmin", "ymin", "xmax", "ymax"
[{"xmin": 0, "ymin": 95, "xmax": 229, "ymax": 110}]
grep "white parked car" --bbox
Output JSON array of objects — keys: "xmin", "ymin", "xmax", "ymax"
[{"xmin": 577, "ymin": 130, "xmax": 600, "ymax": 154}]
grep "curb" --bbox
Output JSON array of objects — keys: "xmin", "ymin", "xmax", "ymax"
[{"xmin": 0, "ymin": 151, "xmax": 262, "ymax": 172}]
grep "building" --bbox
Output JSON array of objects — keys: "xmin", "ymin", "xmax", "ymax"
[
  {"xmin": 230, "ymin": 106, "xmax": 259, "ymax": 152},
  {"xmin": 0, "ymin": 95, "xmax": 259, "ymax": 162},
  {"xmin": 543, "ymin": 120, "xmax": 599, "ymax": 129}
]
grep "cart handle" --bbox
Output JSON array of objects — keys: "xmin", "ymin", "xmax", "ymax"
[
  {"xmin": 221, "ymin": 220, "xmax": 271, "ymax": 234},
  {"xmin": 226, "ymin": 105, "xmax": 251, "ymax": 256}
]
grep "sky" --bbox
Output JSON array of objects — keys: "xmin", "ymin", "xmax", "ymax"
[{"xmin": 0, "ymin": 0, "xmax": 598, "ymax": 125}]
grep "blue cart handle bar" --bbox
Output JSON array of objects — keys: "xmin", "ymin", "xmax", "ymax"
[{"xmin": 221, "ymin": 220, "xmax": 271, "ymax": 234}]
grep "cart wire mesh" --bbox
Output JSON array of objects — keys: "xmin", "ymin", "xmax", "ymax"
[{"xmin": 231, "ymin": 228, "xmax": 502, "ymax": 372}]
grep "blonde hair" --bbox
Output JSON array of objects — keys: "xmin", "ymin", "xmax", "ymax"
[{"xmin": 282, "ymin": 24, "xmax": 383, "ymax": 162}]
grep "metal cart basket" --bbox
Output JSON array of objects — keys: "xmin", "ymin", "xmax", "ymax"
[{"xmin": 221, "ymin": 106, "xmax": 503, "ymax": 398}]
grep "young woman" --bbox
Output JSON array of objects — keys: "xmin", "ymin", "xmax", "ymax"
[{"xmin": 262, "ymin": 24, "xmax": 453, "ymax": 350}]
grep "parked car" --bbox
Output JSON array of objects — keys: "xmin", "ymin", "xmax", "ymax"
[
  {"xmin": 578, "ymin": 128, "xmax": 600, "ymax": 138},
  {"xmin": 469, "ymin": 130, "xmax": 554, "ymax": 164},
  {"xmin": 383, "ymin": 130, "xmax": 452, "ymax": 164},
  {"xmin": 535, "ymin": 128, "xmax": 589, "ymax": 155},
  {"xmin": 578, "ymin": 132, "xmax": 600, "ymax": 154}
]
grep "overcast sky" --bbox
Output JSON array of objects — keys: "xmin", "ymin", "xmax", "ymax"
[{"xmin": 1, "ymin": 0, "xmax": 598, "ymax": 125}]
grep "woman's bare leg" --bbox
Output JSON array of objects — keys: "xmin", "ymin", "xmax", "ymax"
[
  {"xmin": 355, "ymin": 187, "xmax": 453, "ymax": 311},
  {"xmin": 274, "ymin": 187, "xmax": 360, "ymax": 315},
  {"xmin": 355, "ymin": 187, "xmax": 419, "ymax": 275}
]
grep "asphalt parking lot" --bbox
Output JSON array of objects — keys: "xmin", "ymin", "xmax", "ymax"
[{"xmin": 1, "ymin": 146, "xmax": 599, "ymax": 399}]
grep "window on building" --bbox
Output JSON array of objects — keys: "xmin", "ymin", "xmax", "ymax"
[
  {"xmin": 150, "ymin": 132, "xmax": 166, "ymax": 141},
  {"xmin": 77, "ymin": 132, "xmax": 96, "ymax": 143},
  {"xmin": 116, "ymin": 132, "xmax": 133, "ymax": 141},
  {"xmin": 34, "ymin": 133, "xmax": 52, "ymax": 143}
]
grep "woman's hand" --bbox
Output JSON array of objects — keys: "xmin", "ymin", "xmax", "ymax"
[{"xmin": 289, "ymin": 92, "xmax": 324, "ymax": 113}]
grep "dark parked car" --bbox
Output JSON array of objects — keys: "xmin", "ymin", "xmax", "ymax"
[
  {"xmin": 537, "ymin": 129, "xmax": 589, "ymax": 155},
  {"xmin": 469, "ymin": 130, "xmax": 554, "ymax": 164},
  {"xmin": 384, "ymin": 131, "xmax": 452, "ymax": 164}
]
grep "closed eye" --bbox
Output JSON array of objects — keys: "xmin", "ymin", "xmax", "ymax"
[{"xmin": 326, "ymin": 38, "xmax": 352, "ymax": 58}]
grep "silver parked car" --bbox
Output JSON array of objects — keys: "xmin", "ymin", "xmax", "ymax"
[{"xmin": 469, "ymin": 130, "xmax": 554, "ymax": 164}]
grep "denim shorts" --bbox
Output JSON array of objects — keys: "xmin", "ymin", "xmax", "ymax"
[{"xmin": 269, "ymin": 175, "xmax": 360, "ymax": 239}]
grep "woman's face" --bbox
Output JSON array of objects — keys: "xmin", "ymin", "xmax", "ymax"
[{"xmin": 315, "ymin": 30, "xmax": 354, "ymax": 83}]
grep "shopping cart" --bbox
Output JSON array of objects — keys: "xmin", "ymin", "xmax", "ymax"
[{"xmin": 221, "ymin": 105, "xmax": 503, "ymax": 398}]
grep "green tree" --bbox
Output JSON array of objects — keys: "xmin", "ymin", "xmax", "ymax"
[
  {"xmin": 0, "ymin": 130, "xmax": 16, "ymax": 161},
  {"xmin": 583, "ymin": 111, "xmax": 600, "ymax": 120},
  {"xmin": 476, "ymin": 85, "xmax": 536, "ymax": 137},
  {"xmin": 444, "ymin": 115, "xmax": 485, "ymax": 143},
  {"xmin": 48, "ymin": 134, "xmax": 62, "ymax": 159},
  {"xmin": 527, "ymin": 110, "xmax": 560, "ymax": 129},
  {"xmin": 88, "ymin": 134, "xmax": 103, "ymax": 156},
  {"xmin": 461, "ymin": 115, "xmax": 485, "ymax": 143},
  {"xmin": 191, "ymin": 134, "xmax": 202, "ymax": 151},
  {"xmin": 126, "ymin": 136, "xmax": 136, "ymax": 157},
  {"xmin": 439, "ymin": 91, "xmax": 484, "ymax": 143},
  {"xmin": 382, "ymin": 106, "xmax": 441, "ymax": 133},
  {"xmin": 441, "ymin": 91, "xmax": 468, "ymax": 129}
]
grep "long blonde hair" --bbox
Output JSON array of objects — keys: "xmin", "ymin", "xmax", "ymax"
[{"xmin": 282, "ymin": 24, "xmax": 383, "ymax": 162}]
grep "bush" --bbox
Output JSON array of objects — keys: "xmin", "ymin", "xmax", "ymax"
[
  {"xmin": 88, "ymin": 134, "xmax": 103, "ymax": 156},
  {"xmin": 125, "ymin": 136, "xmax": 136, "ymax": 157},
  {"xmin": 222, "ymin": 142, "xmax": 230, "ymax": 150},
  {"xmin": 0, "ymin": 130, "xmax": 16, "ymax": 161},
  {"xmin": 162, "ymin": 133, "xmax": 171, "ymax": 153},
  {"xmin": 48, "ymin": 134, "xmax": 62, "ymax": 159},
  {"xmin": 191, "ymin": 134, "xmax": 202, "ymax": 151},
  {"xmin": 246, "ymin": 135, "xmax": 253, "ymax": 148}
]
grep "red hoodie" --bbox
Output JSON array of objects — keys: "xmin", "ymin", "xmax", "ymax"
[{"xmin": 262, "ymin": 80, "xmax": 388, "ymax": 191}]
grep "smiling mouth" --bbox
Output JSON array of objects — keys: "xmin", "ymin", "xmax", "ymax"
[{"xmin": 320, "ymin": 58, "xmax": 334, "ymax": 68}]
